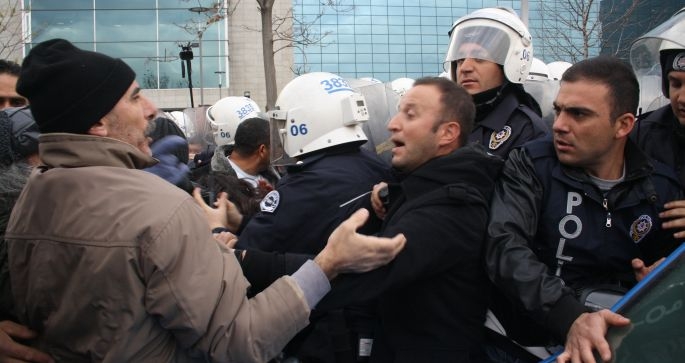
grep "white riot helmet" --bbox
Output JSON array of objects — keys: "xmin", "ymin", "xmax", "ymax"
[
  {"xmin": 390, "ymin": 78, "xmax": 415, "ymax": 97},
  {"xmin": 269, "ymin": 72, "xmax": 369, "ymax": 164},
  {"xmin": 546, "ymin": 61, "xmax": 573, "ymax": 81},
  {"xmin": 524, "ymin": 58, "xmax": 553, "ymax": 119},
  {"xmin": 630, "ymin": 7, "xmax": 685, "ymax": 98},
  {"xmin": 205, "ymin": 96, "xmax": 261, "ymax": 146},
  {"xmin": 445, "ymin": 7, "xmax": 533, "ymax": 84}
]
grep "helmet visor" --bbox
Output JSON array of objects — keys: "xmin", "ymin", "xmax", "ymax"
[
  {"xmin": 268, "ymin": 110, "xmax": 297, "ymax": 166},
  {"xmin": 445, "ymin": 25, "xmax": 510, "ymax": 65},
  {"xmin": 630, "ymin": 9, "xmax": 685, "ymax": 76}
]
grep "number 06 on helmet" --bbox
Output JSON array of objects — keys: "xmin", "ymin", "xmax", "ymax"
[{"xmin": 268, "ymin": 72, "xmax": 370, "ymax": 165}]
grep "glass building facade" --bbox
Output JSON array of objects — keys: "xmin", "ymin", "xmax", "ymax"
[
  {"xmin": 292, "ymin": 0, "xmax": 617, "ymax": 81},
  {"xmin": 25, "ymin": 0, "xmax": 229, "ymax": 91},
  {"xmin": 20, "ymin": 0, "xmax": 677, "ymax": 91}
]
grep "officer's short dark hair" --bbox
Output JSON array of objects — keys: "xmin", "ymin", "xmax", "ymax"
[
  {"xmin": 233, "ymin": 117, "xmax": 269, "ymax": 156},
  {"xmin": 413, "ymin": 76, "xmax": 475, "ymax": 146},
  {"xmin": 561, "ymin": 56, "xmax": 639, "ymax": 121},
  {"xmin": 0, "ymin": 60, "xmax": 21, "ymax": 77}
]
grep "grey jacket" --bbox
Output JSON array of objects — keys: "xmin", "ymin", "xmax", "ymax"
[{"xmin": 7, "ymin": 133, "xmax": 310, "ymax": 362}]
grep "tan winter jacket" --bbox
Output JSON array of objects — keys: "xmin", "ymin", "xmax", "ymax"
[{"xmin": 6, "ymin": 133, "xmax": 310, "ymax": 362}]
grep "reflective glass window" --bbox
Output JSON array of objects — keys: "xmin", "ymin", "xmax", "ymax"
[
  {"xmin": 31, "ymin": 10, "xmax": 94, "ymax": 43},
  {"xmin": 30, "ymin": 0, "xmax": 92, "ymax": 10},
  {"xmin": 356, "ymin": 54, "xmax": 373, "ymax": 63},
  {"xmin": 95, "ymin": 0, "xmax": 155, "ymax": 9}
]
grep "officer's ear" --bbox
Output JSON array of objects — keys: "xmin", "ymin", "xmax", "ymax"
[{"xmin": 613, "ymin": 112, "xmax": 635, "ymax": 139}]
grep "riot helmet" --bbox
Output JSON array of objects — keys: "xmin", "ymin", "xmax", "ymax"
[
  {"xmin": 268, "ymin": 72, "xmax": 369, "ymax": 165},
  {"xmin": 445, "ymin": 7, "xmax": 533, "ymax": 84},
  {"xmin": 206, "ymin": 96, "xmax": 261, "ymax": 146},
  {"xmin": 630, "ymin": 7, "xmax": 685, "ymax": 98}
]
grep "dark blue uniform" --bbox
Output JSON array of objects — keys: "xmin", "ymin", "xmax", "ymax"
[
  {"xmin": 631, "ymin": 105, "xmax": 685, "ymax": 186},
  {"xmin": 486, "ymin": 137, "xmax": 683, "ymax": 345},
  {"xmin": 470, "ymin": 84, "xmax": 548, "ymax": 158},
  {"xmin": 236, "ymin": 145, "xmax": 391, "ymax": 254}
]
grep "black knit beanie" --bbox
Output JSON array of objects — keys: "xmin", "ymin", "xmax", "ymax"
[
  {"xmin": 16, "ymin": 38, "xmax": 136, "ymax": 134},
  {"xmin": 660, "ymin": 49, "xmax": 685, "ymax": 97}
]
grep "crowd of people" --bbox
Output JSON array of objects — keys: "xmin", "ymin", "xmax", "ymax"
[{"xmin": 0, "ymin": 5, "xmax": 683, "ymax": 363}]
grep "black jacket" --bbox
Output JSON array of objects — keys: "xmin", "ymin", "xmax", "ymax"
[
  {"xmin": 631, "ymin": 105, "xmax": 685, "ymax": 186},
  {"xmin": 317, "ymin": 143, "xmax": 504, "ymax": 363},
  {"xmin": 485, "ymin": 137, "xmax": 683, "ymax": 345},
  {"xmin": 469, "ymin": 84, "xmax": 548, "ymax": 159}
]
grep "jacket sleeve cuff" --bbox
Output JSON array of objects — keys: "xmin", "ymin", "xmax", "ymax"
[{"xmin": 545, "ymin": 294, "xmax": 590, "ymax": 342}]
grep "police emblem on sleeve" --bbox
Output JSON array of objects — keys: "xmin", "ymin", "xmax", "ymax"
[
  {"xmin": 489, "ymin": 126, "xmax": 512, "ymax": 150},
  {"xmin": 630, "ymin": 215, "xmax": 652, "ymax": 243},
  {"xmin": 260, "ymin": 190, "xmax": 280, "ymax": 213}
]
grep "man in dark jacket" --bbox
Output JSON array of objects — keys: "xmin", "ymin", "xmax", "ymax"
[
  {"xmin": 485, "ymin": 56, "xmax": 683, "ymax": 363},
  {"xmin": 444, "ymin": 7, "xmax": 548, "ymax": 158},
  {"xmin": 314, "ymin": 76, "xmax": 504, "ymax": 362},
  {"xmin": 630, "ymin": 8, "xmax": 685, "ymax": 240}
]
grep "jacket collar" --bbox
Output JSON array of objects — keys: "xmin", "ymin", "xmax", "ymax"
[
  {"xmin": 476, "ymin": 89, "xmax": 519, "ymax": 131},
  {"xmin": 38, "ymin": 133, "xmax": 157, "ymax": 170},
  {"xmin": 560, "ymin": 138, "xmax": 654, "ymax": 183}
]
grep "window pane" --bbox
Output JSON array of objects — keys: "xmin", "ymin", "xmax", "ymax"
[
  {"xmin": 31, "ymin": 10, "xmax": 94, "ymax": 43},
  {"xmin": 31, "ymin": 0, "xmax": 92, "ymax": 10},
  {"xmin": 95, "ymin": 0, "xmax": 155, "ymax": 9},
  {"xmin": 96, "ymin": 10, "xmax": 157, "ymax": 42}
]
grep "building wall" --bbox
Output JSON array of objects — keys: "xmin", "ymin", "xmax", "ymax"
[{"xmin": 227, "ymin": 0, "xmax": 294, "ymax": 110}]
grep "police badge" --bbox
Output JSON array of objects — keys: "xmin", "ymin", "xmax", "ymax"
[
  {"xmin": 489, "ymin": 126, "xmax": 512, "ymax": 150},
  {"xmin": 260, "ymin": 190, "xmax": 280, "ymax": 213},
  {"xmin": 630, "ymin": 215, "xmax": 653, "ymax": 243}
]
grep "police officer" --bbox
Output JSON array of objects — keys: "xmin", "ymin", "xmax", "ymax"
[
  {"xmin": 630, "ymin": 8, "xmax": 685, "ymax": 240},
  {"xmin": 444, "ymin": 7, "xmax": 548, "ymax": 158},
  {"xmin": 485, "ymin": 56, "xmax": 683, "ymax": 363},
  {"xmin": 226, "ymin": 72, "xmax": 391, "ymax": 362},
  {"xmin": 232, "ymin": 72, "xmax": 390, "ymax": 254}
]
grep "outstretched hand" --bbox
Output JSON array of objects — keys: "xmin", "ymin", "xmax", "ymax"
[
  {"xmin": 192, "ymin": 188, "xmax": 243, "ymax": 232},
  {"xmin": 0, "ymin": 321, "xmax": 53, "ymax": 363},
  {"xmin": 556, "ymin": 310, "xmax": 630, "ymax": 363},
  {"xmin": 631, "ymin": 257, "xmax": 665, "ymax": 282},
  {"xmin": 315, "ymin": 208, "xmax": 406, "ymax": 280},
  {"xmin": 660, "ymin": 200, "xmax": 685, "ymax": 239}
]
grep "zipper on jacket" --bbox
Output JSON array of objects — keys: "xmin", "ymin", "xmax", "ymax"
[{"xmin": 602, "ymin": 197, "xmax": 612, "ymax": 227}]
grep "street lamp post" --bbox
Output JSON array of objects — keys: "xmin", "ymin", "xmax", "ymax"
[
  {"xmin": 189, "ymin": 6, "xmax": 211, "ymax": 106},
  {"xmin": 215, "ymin": 70, "xmax": 226, "ymax": 99}
]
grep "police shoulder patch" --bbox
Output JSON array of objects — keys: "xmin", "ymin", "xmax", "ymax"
[
  {"xmin": 260, "ymin": 190, "xmax": 280, "ymax": 213},
  {"xmin": 489, "ymin": 126, "xmax": 512, "ymax": 150},
  {"xmin": 630, "ymin": 214, "xmax": 653, "ymax": 243}
]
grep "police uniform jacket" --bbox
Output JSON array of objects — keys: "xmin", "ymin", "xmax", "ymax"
[
  {"xmin": 6, "ymin": 134, "xmax": 312, "ymax": 362},
  {"xmin": 470, "ymin": 85, "xmax": 548, "ymax": 158},
  {"xmin": 317, "ymin": 143, "xmax": 505, "ymax": 363},
  {"xmin": 236, "ymin": 145, "xmax": 391, "ymax": 253},
  {"xmin": 631, "ymin": 105, "xmax": 685, "ymax": 185},
  {"xmin": 485, "ymin": 137, "xmax": 683, "ymax": 345}
]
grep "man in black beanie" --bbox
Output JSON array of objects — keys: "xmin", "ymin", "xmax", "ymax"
[
  {"xmin": 630, "ymin": 8, "xmax": 685, "ymax": 239},
  {"xmin": 5, "ymin": 38, "xmax": 405, "ymax": 362}
]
